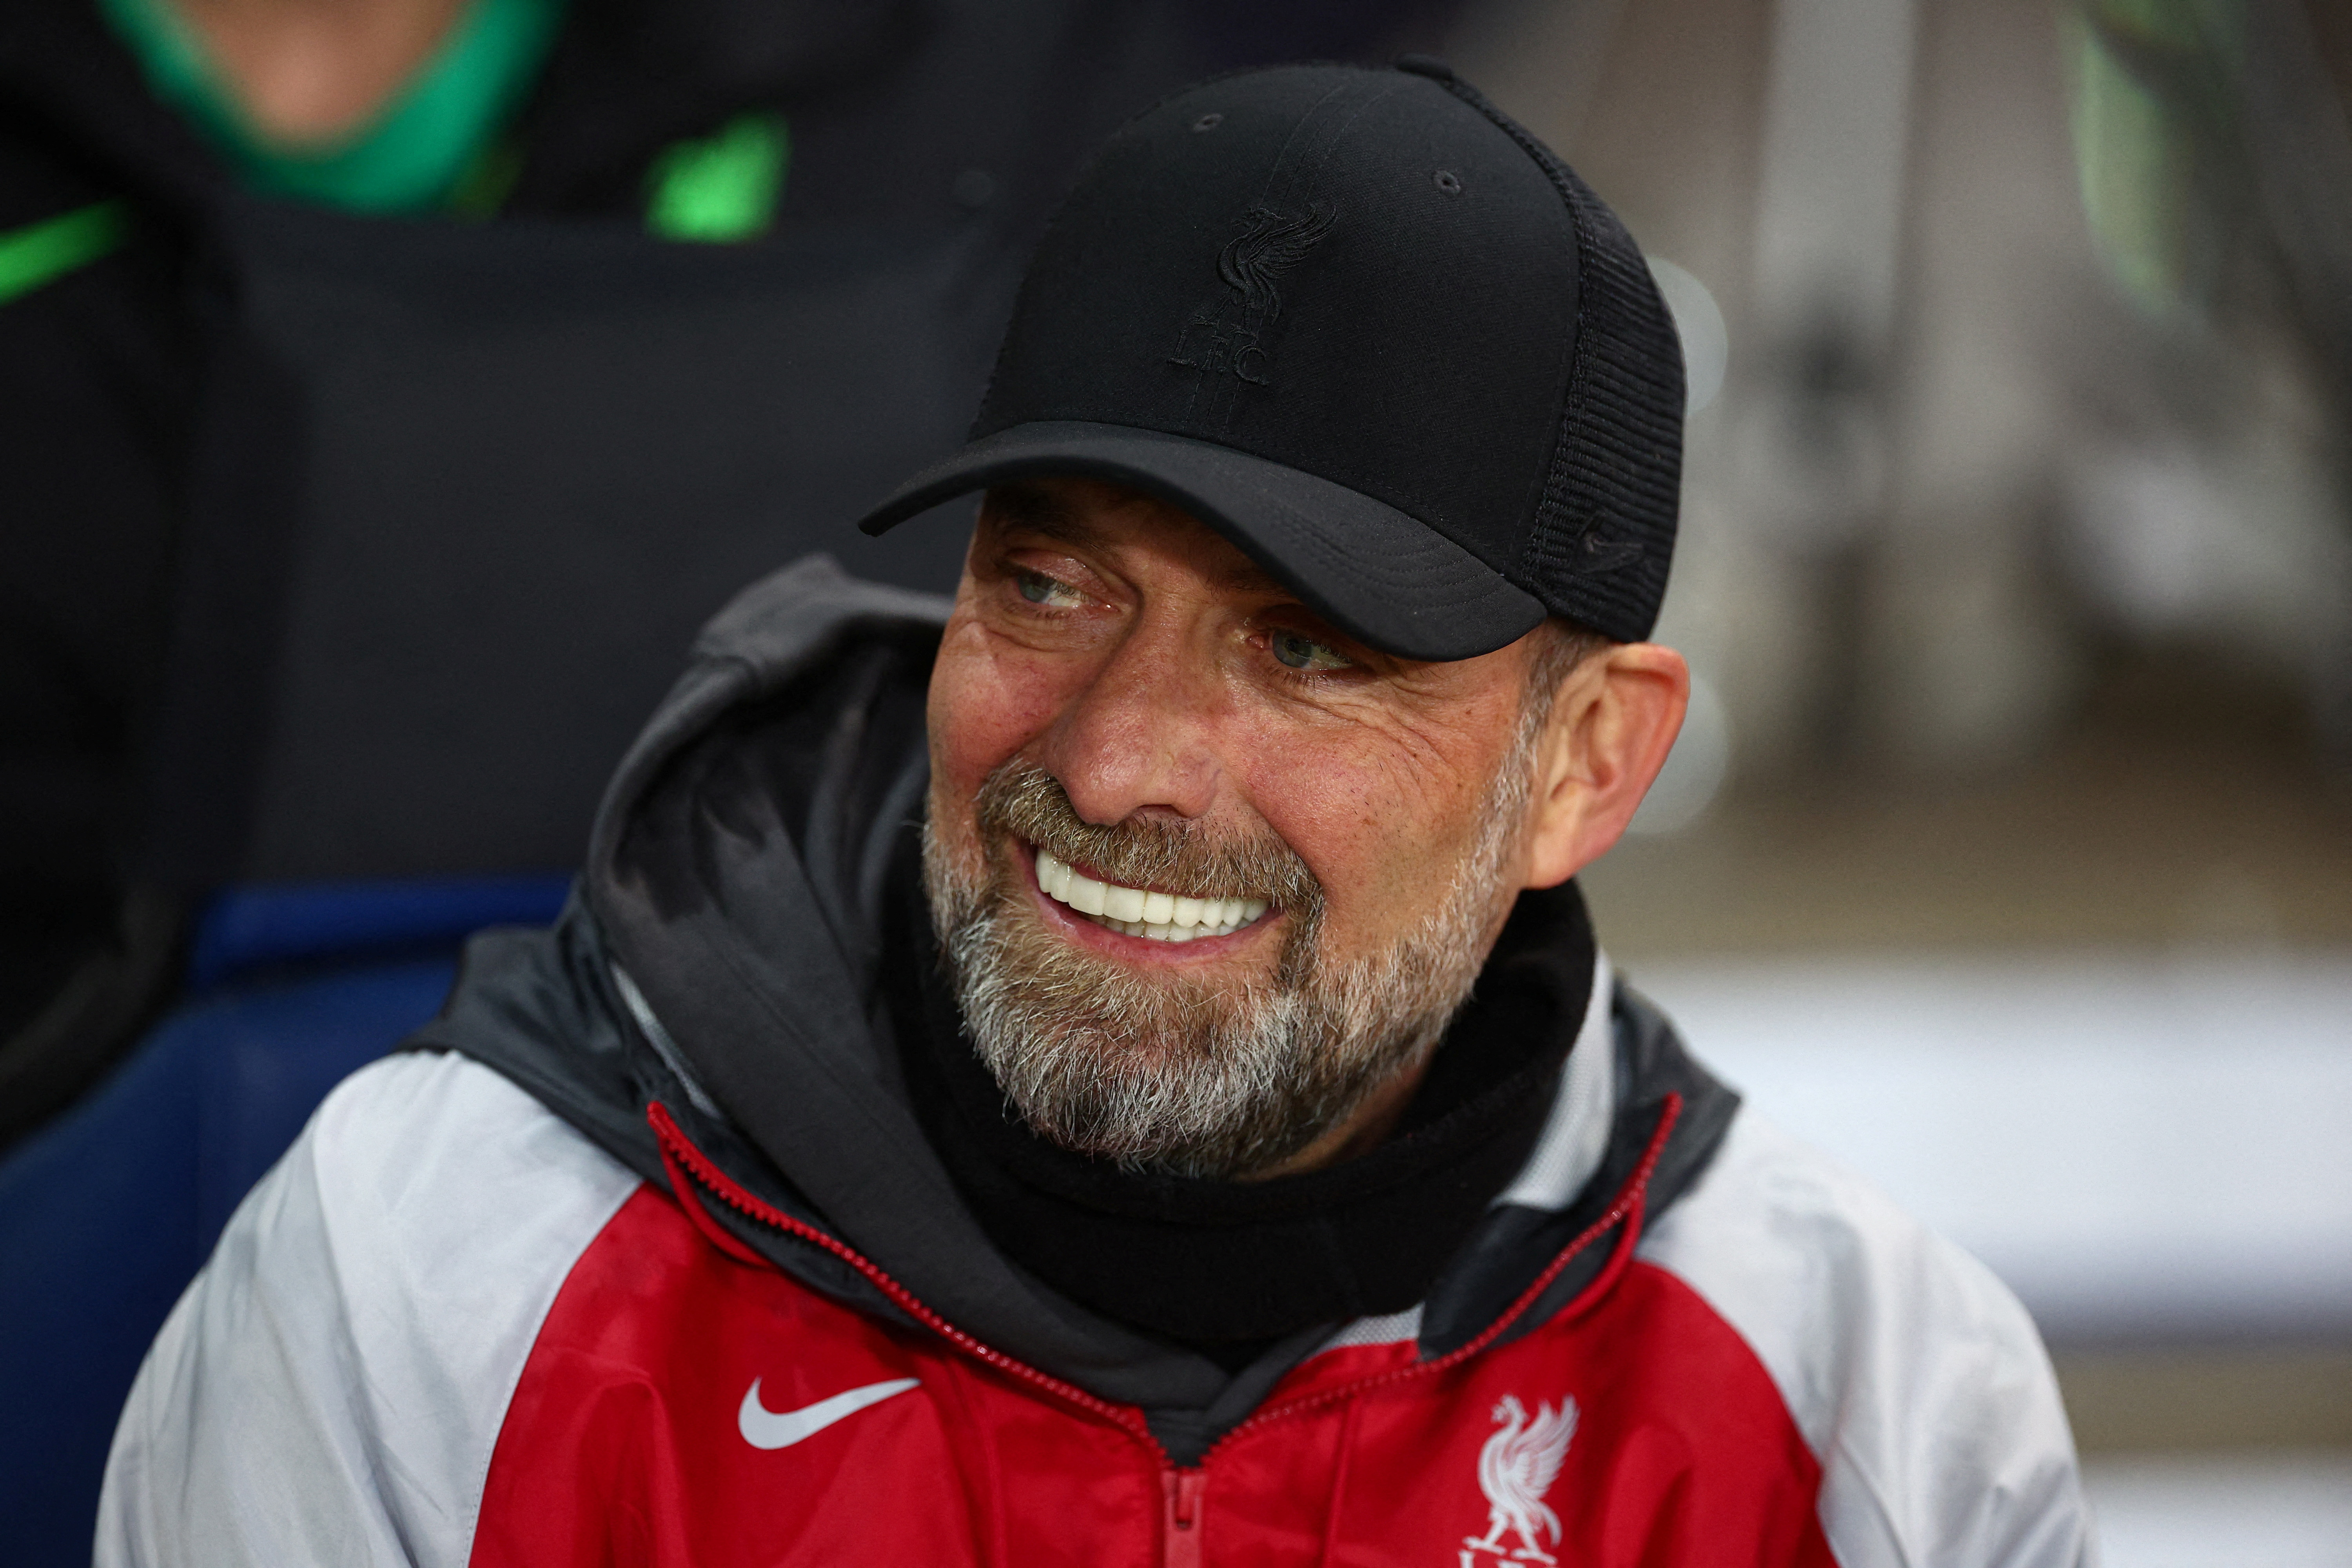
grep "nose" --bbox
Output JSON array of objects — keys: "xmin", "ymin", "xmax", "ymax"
[{"xmin": 1035, "ymin": 610, "xmax": 1225, "ymax": 826}]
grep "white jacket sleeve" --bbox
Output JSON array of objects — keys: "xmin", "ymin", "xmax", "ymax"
[
  {"xmin": 95, "ymin": 1051, "xmax": 640, "ymax": 1568},
  {"xmin": 1639, "ymin": 1108, "xmax": 2098, "ymax": 1568}
]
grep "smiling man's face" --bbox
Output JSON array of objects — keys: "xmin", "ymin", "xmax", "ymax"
[{"xmin": 921, "ymin": 476, "xmax": 1680, "ymax": 1179}]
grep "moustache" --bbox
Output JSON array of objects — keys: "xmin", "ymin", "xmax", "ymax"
[{"xmin": 971, "ymin": 758, "xmax": 1324, "ymax": 925}]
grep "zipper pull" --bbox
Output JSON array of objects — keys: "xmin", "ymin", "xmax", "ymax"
[{"xmin": 1161, "ymin": 1467, "xmax": 1205, "ymax": 1568}]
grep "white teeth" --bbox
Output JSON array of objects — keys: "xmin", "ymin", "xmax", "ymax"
[{"xmin": 1031, "ymin": 846, "xmax": 1267, "ymax": 942}]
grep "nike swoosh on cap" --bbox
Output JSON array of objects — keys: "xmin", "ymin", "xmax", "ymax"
[{"xmin": 737, "ymin": 1376, "xmax": 921, "ymax": 1450}]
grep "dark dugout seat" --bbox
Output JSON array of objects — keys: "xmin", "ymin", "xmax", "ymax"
[{"xmin": 0, "ymin": 876, "xmax": 567, "ymax": 1568}]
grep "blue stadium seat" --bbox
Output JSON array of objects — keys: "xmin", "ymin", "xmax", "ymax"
[{"xmin": 0, "ymin": 875, "xmax": 569, "ymax": 1568}]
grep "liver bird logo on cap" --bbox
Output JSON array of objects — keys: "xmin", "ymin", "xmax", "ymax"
[
  {"xmin": 1169, "ymin": 201, "xmax": 1337, "ymax": 387},
  {"xmin": 1461, "ymin": 1393, "xmax": 1577, "ymax": 1564}
]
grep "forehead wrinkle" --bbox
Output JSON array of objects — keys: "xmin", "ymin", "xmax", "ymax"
[
  {"xmin": 1199, "ymin": 538, "xmax": 1287, "ymax": 598},
  {"xmin": 1121, "ymin": 508, "xmax": 1296, "ymax": 609}
]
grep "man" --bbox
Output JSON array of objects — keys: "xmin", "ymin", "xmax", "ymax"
[{"xmin": 98, "ymin": 61, "xmax": 2092, "ymax": 1565}]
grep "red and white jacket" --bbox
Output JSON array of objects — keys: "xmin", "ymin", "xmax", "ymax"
[
  {"xmin": 99, "ymin": 965, "xmax": 2089, "ymax": 1567},
  {"xmin": 97, "ymin": 563, "xmax": 2092, "ymax": 1566}
]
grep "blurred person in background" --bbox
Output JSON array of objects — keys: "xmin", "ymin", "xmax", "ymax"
[
  {"xmin": 0, "ymin": 0, "xmax": 1443, "ymax": 1151},
  {"xmin": 97, "ymin": 62, "xmax": 2092, "ymax": 1566}
]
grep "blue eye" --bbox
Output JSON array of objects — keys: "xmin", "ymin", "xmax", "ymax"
[
  {"xmin": 1017, "ymin": 571, "xmax": 1077, "ymax": 606},
  {"xmin": 1272, "ymin": 630, "xmax": 1350, "ymax": 671}
]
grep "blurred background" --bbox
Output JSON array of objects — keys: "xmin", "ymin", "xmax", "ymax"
[
  {"xmin": 2, "ymin": 0, "xmax": 2346, "ymax": 1562},
  {"xmin": 1436, "ymin": 0, "xmax": 2352, "ymax": 1560}
]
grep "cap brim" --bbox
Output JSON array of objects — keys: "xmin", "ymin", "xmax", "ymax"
[{"xmin": 855, "ymin": 421, "xmax": 1545, "ymax": 662}]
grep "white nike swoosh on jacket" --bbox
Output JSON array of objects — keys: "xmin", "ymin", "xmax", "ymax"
[{"xmin": 737, "ymin": 1377, "xmax": 919, "ymax": 1450}]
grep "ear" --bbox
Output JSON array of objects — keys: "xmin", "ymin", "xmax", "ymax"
[{"xmin": 1519, "ymin": 643, "xmax": 1690, "ymax": 890}]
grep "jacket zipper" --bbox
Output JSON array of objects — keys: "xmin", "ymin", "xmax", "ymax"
[
  {"xmin": 646, "ymin": 1092, "xmax": 1681, "ymax": 1560},
  {"xmin": 1161, "ymin": 1466, "xmax": 1205, "ymax": 1568}
]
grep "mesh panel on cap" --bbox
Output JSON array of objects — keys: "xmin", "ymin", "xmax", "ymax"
[{"xmin": 1431, "ymin": 77, "xmax": 1684, "ymax": 644}]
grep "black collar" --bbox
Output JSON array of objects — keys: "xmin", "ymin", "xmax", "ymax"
[{"xmin": 891, "ymin": 856, "xmax": 1597, "ymax": 1349}]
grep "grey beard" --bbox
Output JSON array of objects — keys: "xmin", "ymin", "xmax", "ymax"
[{"xmin": 921, "ymin": 739, "xmax": 1537, "ymax": 1180}]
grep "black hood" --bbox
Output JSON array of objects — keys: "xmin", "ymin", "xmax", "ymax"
[{"xmin": 410, "ymin": 555, "xmax": 1739, "ymax": 1459}]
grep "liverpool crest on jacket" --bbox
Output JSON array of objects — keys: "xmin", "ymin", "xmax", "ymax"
[{"xmin": 1462, "ymin": 1394, "xmax": 1577, "ymax": 1565}]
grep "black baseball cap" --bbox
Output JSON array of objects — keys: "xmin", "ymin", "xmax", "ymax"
[{"xmin": 856, "ymin": 58, "xmax": 1684, "ymax": 660}]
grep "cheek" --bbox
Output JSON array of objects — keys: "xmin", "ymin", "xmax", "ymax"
[
  {"xmin": 926, "ymin": 614, "xmax": 1074, "ymax": 809},
  {"xmin": 1236, "ymin": 730, "xmax": 1495, "ymax": 935}
]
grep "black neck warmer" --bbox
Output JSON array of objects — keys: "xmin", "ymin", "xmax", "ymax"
[{"xmin": 889, "ymin": 853, "xmax": 1597, "ymax": 1354}]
